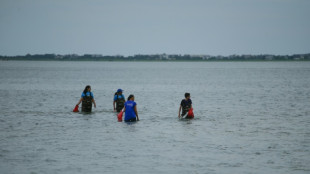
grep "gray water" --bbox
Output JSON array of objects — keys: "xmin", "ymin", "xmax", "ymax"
[{"xmin": 0, "ymin": 61, "xmax": 309, "ymax": 174}]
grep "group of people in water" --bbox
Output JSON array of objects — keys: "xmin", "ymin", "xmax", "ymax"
[{"xmin": 75, "ymin": 85, "xmax": 194, "ymax": 122}]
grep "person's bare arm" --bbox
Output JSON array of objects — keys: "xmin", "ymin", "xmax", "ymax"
[
  {"xmin": 134, "ymin": 105, "xmax": 139, "ymax": 121},
  {"xmin": 76, "ymin": 98, "xmax": 83, "ymax": 106},
  {"xmin": 178, "ymin": 105, "xmax": 182, "ymax": 118},
  {"xmin": 92, "ymin": 98, "xmax": 96, "ymax": 108}
]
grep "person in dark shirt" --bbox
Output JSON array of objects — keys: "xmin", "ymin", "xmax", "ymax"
[{"xmin": 178, "ymin": 93, "xmax": 193, "ymax": 119}]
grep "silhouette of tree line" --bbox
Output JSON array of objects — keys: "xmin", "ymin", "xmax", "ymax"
[{"xmin": 0, "ymin": 53, "xmax": 309, "ymax": 61}]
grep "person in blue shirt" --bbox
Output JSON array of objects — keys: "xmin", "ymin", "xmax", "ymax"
[
  {"xmin": 113, "ymin": 89, "xmax": 125, "ymax": 112},
  {"xmin": 76, "ymin": 85, "xmax": 96, "ymax": 112},
  {"xmin": 123, "ymin": 94, "xmax": 139, "ymax": 122}
]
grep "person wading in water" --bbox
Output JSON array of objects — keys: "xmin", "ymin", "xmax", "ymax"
[
  {"xmin": 178, "ymin": 93, "xmax": 193, "ymax": 119},
  {"xmin": 113, "ymin": 89, "xmax": 125, "ymax": 112},
  {"xmin": 76, "ymin": 85, "xmax": 96, "ymax": 112},
  {"xmin": 123, "ymin": 94, "xmax": 139, "ymax": 122}
]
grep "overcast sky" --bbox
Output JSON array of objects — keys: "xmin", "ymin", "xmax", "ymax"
[{"xmin": 0, "ymin": 0, "xmax": 309, "ymax": 56}]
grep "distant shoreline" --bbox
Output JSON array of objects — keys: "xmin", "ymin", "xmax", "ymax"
[
  {"xmin": 1, "ymin": 59, "xmax": 310, "ymax": 62},
  {"xmin": 1, "ymin": 53, "xmax": 309, "ymax": 61}
]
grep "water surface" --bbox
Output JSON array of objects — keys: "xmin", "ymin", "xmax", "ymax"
[{"xmin": 0, "ymin": 61, "xmax": 309, "ymax": 174}]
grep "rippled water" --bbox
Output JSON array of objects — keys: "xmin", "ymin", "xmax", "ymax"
[{"xmin": 0, "ymin": 61, "xmax": 309, "ymax": 174}]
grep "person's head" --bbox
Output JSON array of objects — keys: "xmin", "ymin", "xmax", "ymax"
[
  {"xmin": 127, "ymin": 94, "xmax": 134, "ymax": 101},
  {"xmin": 185, "ymin": 93, "xmax": 190, "ymax": 99},
  {"xmin": 83, "ymin": 85, "xmax": 91, "ymax": 94},
  {"xmin": 117, "ymin": 89, "xmax": 123, "ymax": 94}
]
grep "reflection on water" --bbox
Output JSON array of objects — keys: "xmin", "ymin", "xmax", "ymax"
[{"xmin": 0, "ymin": 61, "xmax": 309, "ymax": 174}]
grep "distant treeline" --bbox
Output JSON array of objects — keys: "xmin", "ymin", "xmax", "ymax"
[{"xmin": 0, "ymin": 53, "xmax": 309, "ymax": 61}]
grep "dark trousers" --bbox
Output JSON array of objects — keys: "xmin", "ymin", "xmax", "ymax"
[{"xmin": 124, "ymin": 118, "xmax": 137, "ymax": 122}]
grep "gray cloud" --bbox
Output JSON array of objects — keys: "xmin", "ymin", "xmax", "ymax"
[{"xmin": 0, "ymin": 0, "xmax": 309, "ymax": 56}]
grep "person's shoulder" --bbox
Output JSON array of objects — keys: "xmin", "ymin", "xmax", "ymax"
[{"xmin": 125, "ymin": 101, "xmax": 132, "ymax": 105}]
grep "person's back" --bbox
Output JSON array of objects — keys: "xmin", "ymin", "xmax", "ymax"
[
  {"xmin": 124, "ymin": 100, "xmax": 136, "ymax": 120},
  {"xmin": 124, "ymin": 94, "xmax": 139, "ymax": 122}
]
